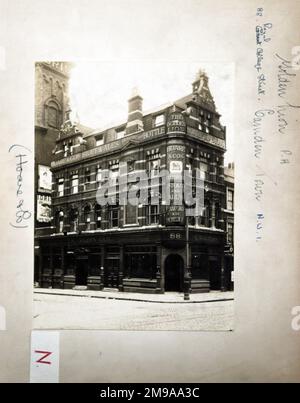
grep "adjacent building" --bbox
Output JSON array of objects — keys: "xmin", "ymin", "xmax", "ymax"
[{"xmin": 35, "ymin": 68, "xmax": 234, "ymax": 294}]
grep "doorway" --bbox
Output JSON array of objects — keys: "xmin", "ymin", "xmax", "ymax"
[
  {"xmin": 209, "ymin": 258, "xmax": 221, "ymax": 290},
  {"xmin": 104, "ymin": 257, "xmax": 119, "ymax": 288},
  {"xmin": 75, "ymin": 258, "xmax": 88, "ymax": 286},
  {"xmin": 164, "ymin": 254, "xmax": 184, "ymax": 291}
]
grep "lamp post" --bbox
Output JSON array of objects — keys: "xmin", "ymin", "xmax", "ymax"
[{"xmin": 184, "ymin": 214, "xmax": 191, "ymax": 301}]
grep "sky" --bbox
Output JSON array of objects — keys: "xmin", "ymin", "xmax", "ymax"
[{"xmin": 69, "ymin": 61, "xmax": 234, "ymax": 163}]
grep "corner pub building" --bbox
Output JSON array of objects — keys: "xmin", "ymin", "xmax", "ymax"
[{"xmin": 36, "ymin": 69, "xmax": 234, "ymax": 295}]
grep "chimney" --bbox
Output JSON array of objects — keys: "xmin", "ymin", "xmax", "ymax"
[{"xmin": 126, "ymin": 87, "xmax": 144, "ymax": 135}]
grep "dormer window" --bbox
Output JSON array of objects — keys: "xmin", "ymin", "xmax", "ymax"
[
  {"xmin": 116, "ymin": 128, "xmax": 125, "ymax": 139},
  {"xmin": 95, "ymin": 134, "xmax": 104, "ymax": 147},
  {"xmin": 154, "ymin": 114, "xmax": 165, "ymax": 127}
]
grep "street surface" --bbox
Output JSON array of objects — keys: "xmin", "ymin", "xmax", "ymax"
[{"xmin": 33, "ymin": 292, "xmax": 234, "ymax": 331}]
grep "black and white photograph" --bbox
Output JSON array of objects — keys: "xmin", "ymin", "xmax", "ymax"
[
  {"xmin": 33, "ymin": 61, "xmax": 235, "ymax": 330},
  {"xmin": 1, "ymin": 0, "xmax": 299, "ymax": 384}
]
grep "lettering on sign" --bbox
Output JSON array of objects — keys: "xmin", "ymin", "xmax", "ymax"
[{"xmin": 52, "ymin": 127, "xmax": 165, "ymax": 168}]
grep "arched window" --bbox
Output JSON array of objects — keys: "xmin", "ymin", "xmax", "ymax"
[
  {"xmin": 95, "ymin": 204, "xmax": 102, "ymax": 229},
  {"xmin": 44, "ymin": 99, "xmax": 62, "ymax": 129},
  {"xmin": 69, "ymin": 208, "xmax": 78, "ymax": 232},
  {"xmin": 55, "ymin": 210, "xmax": 64, "ymax": 233},
  {"xmin": 83, "ymin": 205, "xmax": 91, "ymax": 231}
]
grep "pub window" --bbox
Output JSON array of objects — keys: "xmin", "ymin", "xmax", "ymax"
[
  {"xmin": 109, "ymin": 206, "xmax": 119, "ymax": 228},
  {"xmin": 205, "ymin": 126, "xmax": 210, "ymax": 134},
  {"xmin": 69, "ymin": 140, "xmax": 74, "ymax": 155},
  {"xmin": 69, "ymin": 208, "xmax": 79, "ymax": 232},
  {"xmin": 149, "ymin": 159, "xmax": 160, "ymax": 177},
  {"xmin": 147, "ymin": 150, "xmax": 160, "ymax": 177},
  {"xmin": 58, "ymin": 178, "xmax": 64, "ymax": 197},
  {"xmin": 56, "ymin": 211, "xmax": 64, "ymax": 233},
  {"xmin": 199, "ymin": 162, "xmax": 209, "ymax": 180},
  {"xmin": 125, "ymin": 253, "xmax": 157, "ymax": 279},
  {"xmin": 96, "ymin": 168, "xmax": 102, "ymax": 187},
  {"xmin": 215, "ymin": 202, "xmax": 221, "ymax": 229},
  {"xmin": 95, "ymin": 204, "xmax": 102, "ymax": 229},
  {"xmin": 227, "ymin": 222, "xmax": 234, "ymax": 244},
  {"xmin": 71, "ymin": 174, "xmax": 79, "ymax": 194},
  {"xmin": 109, "ymin": 161, "xmax": 119, "ymax": 186},
  {"xmin": 63, "ymin": 143, "xmax": 69, "ymax": 157},
  {"xmin": 83, "ymin": 205, "xmax": 91, "ymax": 231},
  {"xmin": 148, "ymin": 205, "xmax": 159, "ymax": 225},
  {"xmin": 85, "ymin": 169, "xmax": 91, "ymax": 183},
  {"xmin": 124, "ymin": 205, "xmax": 138, "ymax": 225},
  {"xmin": 154, "ymin": 114, "xmax": 165, "ymax": 127},
  {"xmin": 110, "ymin": 168, "xmax": 119, "ymax": 185},
  {"xmin": 198, "ymin": 123, "xmax": 203, "ymax": 131},
  {"xmin": 200, "ymin": 200, "xmax": 210, "ymax": 227},
  {"xmin": 95, "ymin": 134, "xmax": 104, "ymax": 147},
  {"xmin": 227, "ymin": 189, "xmax": 234, "ymax": 211}
]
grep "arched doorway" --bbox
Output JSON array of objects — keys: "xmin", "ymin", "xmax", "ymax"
[{"xmin": 164, "ymin": 254, "xmax": 184, "ymax": 291}]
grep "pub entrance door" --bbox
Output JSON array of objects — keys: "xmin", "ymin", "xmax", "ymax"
[
  {"xmin": 104, "ymin": 257, "xmax": 119, "ymax": 288},
  {"xmin": 75, "ymin": 257, "xmax": 88, "ymax": 286},
  {"xmin": 209, "ymin": 258, "xmax": 221, "ymax": 290},
  {"xmin": 164, "ymin": 254, "xmax": 183, "ymax": 292}
]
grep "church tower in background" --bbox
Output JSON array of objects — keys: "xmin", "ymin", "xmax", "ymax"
[{"xmin": 34, "ymin": 62, "xmax": 72, "ymax": 283}]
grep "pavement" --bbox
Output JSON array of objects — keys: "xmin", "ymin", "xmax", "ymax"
[
  {"xmin": 34, "ymin": 287, "xmax": 234, "ymax": 304},
  {"xmin": 33, "ymin": 292, "xmax": 234, "ymax": 330}
]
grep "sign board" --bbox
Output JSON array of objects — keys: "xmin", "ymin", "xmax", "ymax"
[
  {"xmin": 37, "ymin": 195, "xmax": 52, "ymax": 223},
  {"xmin": 38, "ymin": 165, "xmax": 52, "ymax": 192}
]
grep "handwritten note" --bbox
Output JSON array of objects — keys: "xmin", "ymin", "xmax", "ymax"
[
  {"xmin": 8, "ymin": 144, "xmax": 32, "ymax": 229},
  {"xmin": 253, "ymin": 6, "xmax": 299, "ymax": 241},
  {"xmin": 30, "ymin": 331, "xmax": 60, "ymax": 383}
]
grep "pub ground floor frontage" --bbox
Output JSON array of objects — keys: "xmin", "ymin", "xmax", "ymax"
[{"xmin": 34, "ymin": 227, "xmax": 234, "ymax": 294}]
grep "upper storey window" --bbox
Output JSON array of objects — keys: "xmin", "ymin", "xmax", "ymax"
[
  {"xmin": 154, "ymin": 114, "xmax": 165, "ymax": 127},
  {"xmin": 95, "ymin": 134, "xmax": 104, "ymax": 147},
  {"xmin": 227, "ymin": 189, "xmax": 234, "ymax": 211},
  {"xmin": 147, "ymin": 150, "xmax": 160, "ymax": 177},
  {"xmin": 58, "ymin": 178, "xmax": 64, "ymax": 197},
  {"xmin": 71, "ymin": 174, "xmax": 79, "ymax": 194}
]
